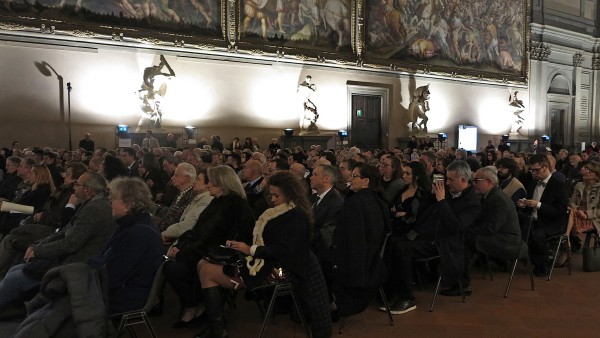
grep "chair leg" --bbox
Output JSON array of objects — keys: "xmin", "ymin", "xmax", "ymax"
[
  {"xmin": 141, "ymin": 313, "xmax": 157, "ymax": 338},
  {"xmin": 379, "ymin": 287, "xmax": 394, "ymax": 326},
  {"xmin": 484, "ymin": 254, "xmax": 494, "ymax": 281},
  {"xmin": 547, "ymin": 236, "xmax": 565, "ymax": 281},
  {"xmin": 258, "ymin": 285, "xmax": 281, "ymax": 338},
  {"xmin": 289, "ymin": 287, "xmax": 311, "ymax": 338},
  {"xmin": 504, "ymin": 259, "xmax": 519, "ymax": 298},
  {"xmin": 338, "ymin": 317, "xmax": 348, "ymax": 334},
  {"xmin": 429, "ymin": 276, "xmax": 442, "ymax": 312},
  {"xmin": 527, "ymin": 256, "xmax": 535, "ymax": 291},
  {"xmin": 457, "ymin": 280, "xmax": 466, "ymax": 303}
]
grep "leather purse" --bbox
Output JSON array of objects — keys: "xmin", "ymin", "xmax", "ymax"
[{"xmin": 205, "ymin": 245, "xmax": 241, "ymax": 266}]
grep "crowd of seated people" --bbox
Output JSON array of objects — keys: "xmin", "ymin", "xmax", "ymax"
[{"xmin": 0, "ymin": 135, "xmax": 599, "ymax": 336}]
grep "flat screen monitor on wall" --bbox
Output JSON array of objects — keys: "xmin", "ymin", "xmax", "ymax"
[{"xmin": 457, "ymin": 125, "xmax": 478, "ymax": 152}]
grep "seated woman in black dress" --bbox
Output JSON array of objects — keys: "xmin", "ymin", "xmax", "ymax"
[
  {"xmin": 197, "ymin": 170, "xmax": 331, "ymax": 338},
  {"xmin": 390, "ymin": 161, "xmax": 434, "ymax": 237},
  {"xmin": 332, "ymin": 163, "xmax": 390, "ymax": 317},
  {"xmin": 163, "ymin": 165, "xmax": 255, "ymax": 329}
]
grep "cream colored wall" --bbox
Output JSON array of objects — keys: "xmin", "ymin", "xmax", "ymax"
[{"xmin": 0, "ymin": 40, "xmax": 528, "ymax": 151}]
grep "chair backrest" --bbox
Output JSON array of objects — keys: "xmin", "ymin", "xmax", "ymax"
[
  {"xmin": 517, "ymin": 212, "xmax": 533, "ymax": 242},
  {"xmin": 143, "ymin": 261, "xmax": 166, "ymax": 313}
]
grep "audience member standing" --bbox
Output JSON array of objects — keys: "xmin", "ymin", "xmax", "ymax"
[{"xmin": 78, "ymin": 133, "xmax": 95, "ymax": 152}]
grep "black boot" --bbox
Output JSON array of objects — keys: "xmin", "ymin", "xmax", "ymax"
[{"xmin": 195, "ymin": 287, "xmax": 228, "ymax": 338}]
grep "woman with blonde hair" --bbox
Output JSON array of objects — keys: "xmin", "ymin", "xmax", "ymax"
[{"xmin": 0, "ymin": 165, "xmax": 55, "ymax": 235}]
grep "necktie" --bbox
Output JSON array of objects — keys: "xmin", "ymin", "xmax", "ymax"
[
  {"xmin": 537, "ymin": 180, "xmax": 546, "ymax": 187},
  {"xmin": 312, "ymin": 195, "xmax": 320, "ymax": 209}
]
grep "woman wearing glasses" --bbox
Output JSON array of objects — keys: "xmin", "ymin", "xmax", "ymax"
[
  {"xmin": 332, "ymin": 163, "xmax": 390, "ymax": 317},
  {"xmin": 378, "ymin": 154, "xmax": 405, "ymax": 205}
]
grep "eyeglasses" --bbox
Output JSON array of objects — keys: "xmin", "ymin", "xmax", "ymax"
[
  {"xmin": 581, "ymin": 167, "xmax": 598, "ymax": 174},
  {"xmin": 351, "ymin": 173, "xmax": 363, "ymax": 179},
  {"xmin": 73, "ymin": 182, "xmax": 87, "ymax": 187},
  {"xmin": 473, "ymin": 178, "xmax": 485, "ymax": 183},
  {"xmin": 379, "ymin": 163, "xmax": 392, "ymax": 168},
  {"xmin": 529, "ymin": 166, "xmax": 545, "ymax": 173}
]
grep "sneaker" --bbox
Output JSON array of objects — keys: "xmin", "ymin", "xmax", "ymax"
[{"xmin": 388, "ymin": 300, "xmax": 417, "ymax": 315}]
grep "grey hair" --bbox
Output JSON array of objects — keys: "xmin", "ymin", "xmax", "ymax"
[
  {"xmin": 83, "ymin": 171, "xmax": 108, "ymax": 195},
  {"xmin": 447, "ymin": 160, "xmax": 472, "ymax": 181},
  {"xmin": 177, "ymin": 162, "xmax": 197, "ymax": 181},
  {"xmin": 7, "ymin": 156, "xmax": 21, "ymax": 166},
  {"xmin": 456, "ymin": 149, "xmax": 467, "ymax": 159},
  {"xmin": 109, "ymin": 177, "xmax": 154, "ymax": 213},
  {"xmin": 318, "ymin": 164, "xmax": 337, "ymax": 183},
  {"xmin": 480, "ymin": 166, "xmax": 499, "ymax": 185}
]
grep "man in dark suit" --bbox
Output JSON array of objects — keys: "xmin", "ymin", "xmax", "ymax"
[
  {"xmin": 241, "ymin": 159, "xmax": 266, "ymax": 218},
  {"xmin": 517, "ymin": 154, "xmax": 568, "ymax": 276},
  {"xmin": 310, "ymin": 164, "xmax": 344, "ymax": 258},
  {"xmin": 433, "ymin": 161, "xmax": 481, "ymax": 296},
  {"xmin": 78, "ymin": 133, "xmax": 95, "ymax": 152},
  {"xmin": 468, "ymin": 167, "xmax": 521, "ymax": 268},
  {"xmin": 120, "ymin": 147, "xmax": 139, "ymax": 177}
]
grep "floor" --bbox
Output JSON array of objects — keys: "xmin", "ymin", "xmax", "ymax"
[{"xmin": 1, "ymin": 251, "xmax": 599, "ymax": 338}]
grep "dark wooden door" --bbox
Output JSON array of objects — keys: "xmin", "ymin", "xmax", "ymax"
[
  {"xmin": 351, "ymin": 95, "xmax": 382, "ymax": 150},
  {"xmin": 550, "ymin": 109, "xmax": 565, "ymax": 148}
]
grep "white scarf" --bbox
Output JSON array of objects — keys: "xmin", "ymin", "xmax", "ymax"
[{"xmin": 245, "ymin": 202, "xmax": 295, "ymax": 276}]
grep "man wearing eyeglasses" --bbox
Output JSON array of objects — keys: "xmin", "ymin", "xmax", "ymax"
[
  {"xmin": 517, "ymin": 154, "xmax": 568, "ymax": 276},
  {"xmin": 0, "ymin": 171, "xmax": 116, "ymax": 313}
]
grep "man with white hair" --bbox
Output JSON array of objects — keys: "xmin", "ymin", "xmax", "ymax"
[
  {"xmin": 467, "ymin": 166, "xmax": 521, "ymax": 276},
  {"xmin": 157, "ymin": 163, "xmax": 197, "ymax": 231}
]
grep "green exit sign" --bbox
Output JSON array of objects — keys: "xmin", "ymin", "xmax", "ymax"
[{"xmin": 356, "ymin": 109, "xmax": 363, "ymax": 117}]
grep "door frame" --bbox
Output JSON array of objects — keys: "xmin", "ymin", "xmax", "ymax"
[
  {"xmin": 546, "ymin": 93, "xmax": 574, "ymax": 148},
  {"xmin": 347, "ymin": 83, "xmax": 390, "ymax": 149}
]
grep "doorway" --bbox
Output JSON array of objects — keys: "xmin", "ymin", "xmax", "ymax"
[
  {"xmin": 550, "ymin": 109, "xmax": 565, "ymax": 149},
  {"xmin": 347, "ymin": 84, "xmax": 389, "ymax": 150},
  {"xmin": 351, "ymin": 95, "xmax": 382, "ymax": 150}
]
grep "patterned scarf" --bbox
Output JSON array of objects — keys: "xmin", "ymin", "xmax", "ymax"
[{"xmin": 245, "ymin": 202, "xmax": 295, "ymax": 276}]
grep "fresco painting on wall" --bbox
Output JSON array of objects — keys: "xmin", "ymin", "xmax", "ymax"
[
  {"xmin": 365, "ymin": 0, "xmax": 526, "ymax": 79},
  {"xmin": 239, "ymin": 0, "xmax": 353, "ymax": 54},
  {"xmin": 0, "ymin": 0, "xmax": 223, "ymax": 42}
]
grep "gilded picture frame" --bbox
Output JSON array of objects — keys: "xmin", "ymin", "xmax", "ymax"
[
  {"xmin": 235, "ymin": 0, "xmax": 356, "ymax": 60},
  {"xmin": 0, "ymin": 0, "xmax": 227, "ymax": 48},
  {"xmin": 362, "ymin": 0, "xmax": 529, "ymax": 82}
]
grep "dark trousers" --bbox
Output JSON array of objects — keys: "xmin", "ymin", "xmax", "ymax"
[
  {"xmin": 390, "ymin": 238, "xmax": 437, "ymax": 301},
  {"xmin": 529, "ymin": 220, "xmax": 564, "ymax": 268},
  {"xmin": 163, "ymin": 260, "xmax": 201, "ymax": 308}
]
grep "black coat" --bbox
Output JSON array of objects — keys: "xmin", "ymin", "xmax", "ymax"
[
  {"xmin": 89, "ymin": 212, "xmax": 163, "ymax": 314},
  {"xmin": 469, "ymin": 186, "xmax": 521, "ymax": 258},
  {"xmin": 332, "ymin": 189, "xmax": 389, "ymax": 316},
  {"xmin": 176, "ymin": 194, "xmax": 255, "ymax": 267},
  {"xmin": 524, "ymin": 175, "xmax": 568, "ymax": 235}
]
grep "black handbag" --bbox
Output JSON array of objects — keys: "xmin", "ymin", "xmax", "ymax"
[
  {"xmin": 205, "ymin": 245, "xmax": 241, "ymax": 266},
  {"xmin": 174, "ymin": 230, "xmax": 196, "ymax": 250},
  {"xmin": 582, "ymin": 246, "xmax": 600, "ymax": 272}
]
